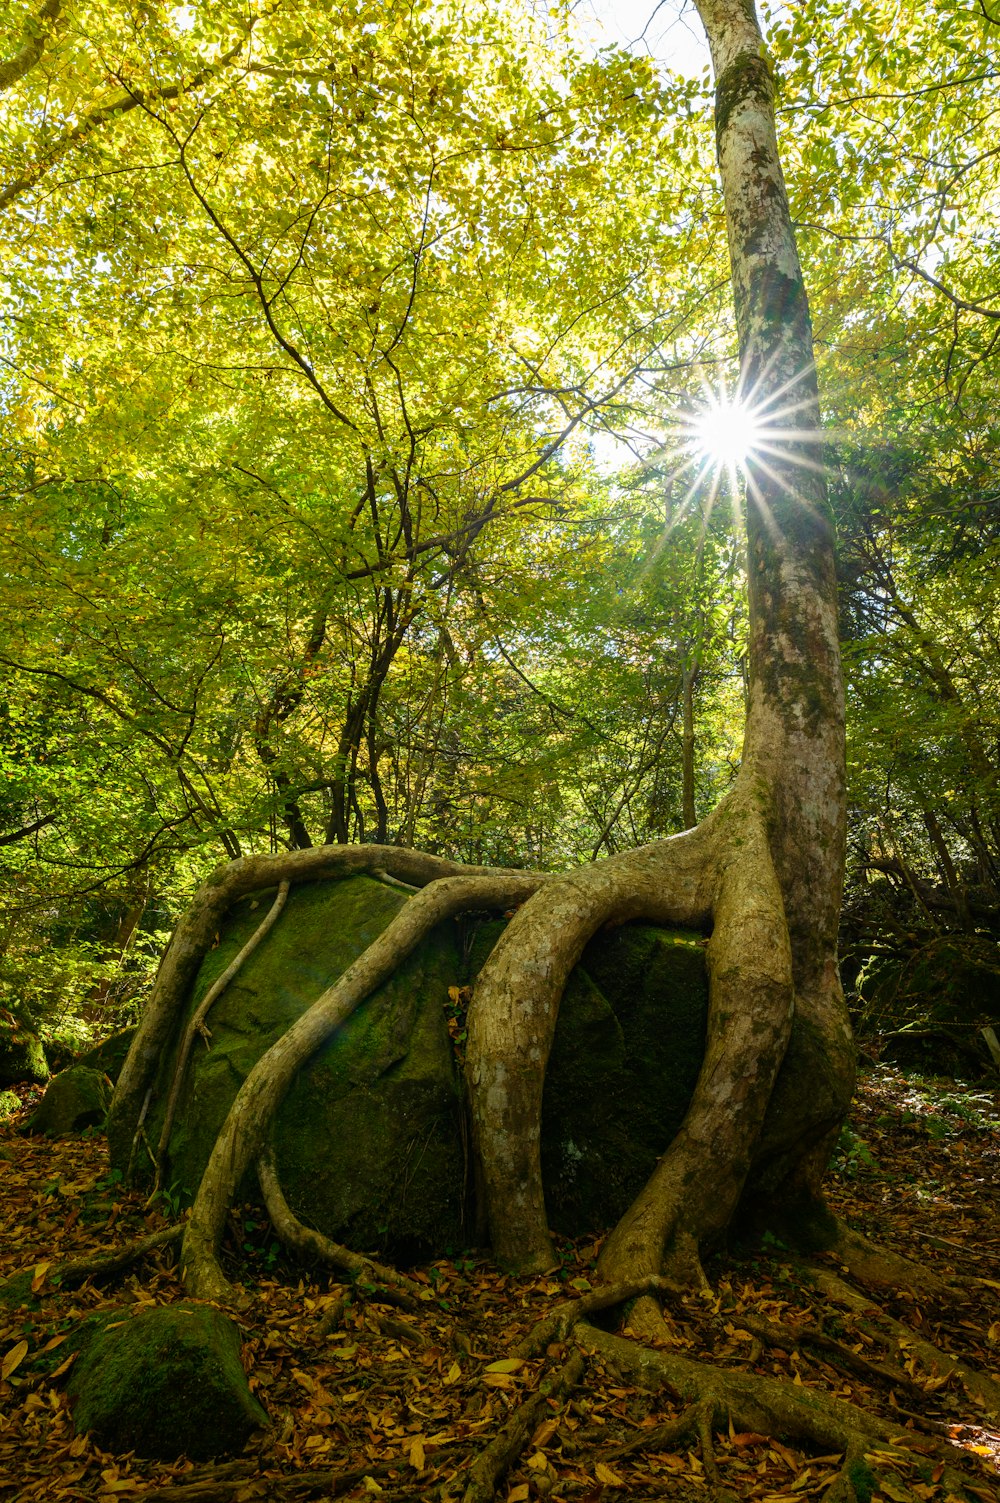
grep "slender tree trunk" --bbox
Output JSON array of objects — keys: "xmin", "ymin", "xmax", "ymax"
[{"xmin": 680, "ymin": 662, "xmax": 698, "ymax": 830}]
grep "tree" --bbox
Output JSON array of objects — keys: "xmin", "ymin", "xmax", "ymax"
[
  {"xmin": 111, "ymin": 0, "xmax": 860, "ymax": 1322},
  {"xmin": 7, "ymin": 0, "xmax": 999, "ymax": 1473}
]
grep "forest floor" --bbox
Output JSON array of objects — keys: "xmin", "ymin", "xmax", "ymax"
[{"xmin": 1, "ymin": 1065, "xmax": 999, "ymax": 1503}]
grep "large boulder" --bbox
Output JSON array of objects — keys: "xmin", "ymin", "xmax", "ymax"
[
  {"xmin": 112, "ymin": 876, "xmax": 708, "ymax": 1255},
  {"xmin": 0, "ymin": 1011, "xmax": 48, "ymax": 1087},
  {"xmin": 26, "ymin": 1064, "xmax": 113, "ymax": 1136},
  {"xmin": 67, "ymin": 1302, "xmax": 268, "ymax": 1459}
]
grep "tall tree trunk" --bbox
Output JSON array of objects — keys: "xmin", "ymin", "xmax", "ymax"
[
  {"xmin": 466, "ymin": 0, "xmax": 853, "ymax": 1281},
  {"xmin": 697, "ymin": 0, "xmax": 853, "ymax": 1233}
]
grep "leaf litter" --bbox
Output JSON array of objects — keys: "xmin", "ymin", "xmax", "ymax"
[{"xmin": 1, "ymin": 1065, "xmax": 999, "ymax": 1503}]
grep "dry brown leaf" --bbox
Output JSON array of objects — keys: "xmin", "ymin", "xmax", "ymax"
[
  {"xmin": 594, "ymin": 1461, "xmax": 624, "ymax": 1486},
  {"xmin": 2, "ymin": 1339, "xmax": 28, "ymax": 1380}
]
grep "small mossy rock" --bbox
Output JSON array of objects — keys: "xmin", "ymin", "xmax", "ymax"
[
  {"xmin": 67, "ymin": 1301, "xmax": 268, "ymax": 1459},
  {"xmin": 77, "ymin": 1028, "xmax": 137, "ymax": 1084},
  {"xmin": 0, "ymin": 1016, "xmax": 48, "ymax": 1087},
  {"xmin": 0, "ymin": 1089, "xmax": 20, "ymax": 1121},
  {"xmin": 26, "ymin": 1065, "xmax": 112, "ymax": 1136},
  {"xmin": 0, "ymin": 1269, "xmax": 37, "ymax": 1310},
  {"xmin": 112, "ymin": 875, "xmax": 708, "ymax": 1255}
]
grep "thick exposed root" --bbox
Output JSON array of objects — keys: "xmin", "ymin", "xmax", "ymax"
[
  {"xmin": 596, "ymin": 790, "xmax": 794, "ymax": 1293},
  {"xmin": 180, "ymin": 869, "xmax": 543, "ymax": 1304},
  {"xmin": 806, "ymin": 1263, "xmax": 1000, "ymax": 1419},
  {"xmin": 460, "ymin": 1349, "xmax": 585, "ymax": 1503},
  {"xmin": 826, "ymin": 1220, "xmax": 957, "ymax": 1297},
  {"xmin": 734, "ymin": 1312, "xmax": 940, "ymax": 1411},
  {"xmin": 465, "ymin": 834, "xmax": 713, "ymax": 1272},
  {"xmin": 513, "ymin": 1275, "xmax": 685, "ymax": 1358},
  {"xmin": 576, "ymin": 1321, "xmax": 950, "ymax": 1459},
  {"xmin": 110, "ymin": 843, "xmax": 545, "ymax": 1174},
  {"xmin": 257, "ymin": 1145, "xmax": 427, "ymax": 1313}
]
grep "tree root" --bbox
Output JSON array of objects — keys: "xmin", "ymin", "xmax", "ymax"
[
  {"xmin": 733, "ymin": 1312, "xmax": 939, "ymax": 1411},
  {"xmin": 575, "ymin": 1319, "xmax": 993, "ymax": 1501},
  {"xmin": 805, "ymin": 1263, "xmax": 1000, "ymax": 1419},
  {"xmin": 0, "ymin": 1224, "xmax": 182, "ymax": 1303},
  {"xmin": 257, "ymin": 1146, "xmax": 430, "ymax": 1314},
  {"xmin": 578, "ymin": 1321, "xmax": 922, "ymax": 1454},
  {"xmin": 599, "ymin": 1397, "xmax": 710, "ymax": 1460},
  {"xmin": 827, "ymin": 1221, "xmax": 957, "ymax": 1298},
  {"xmin": 110, "ymin": 843, "xmax": 548, "ymax": 1180},
  {"xmin": 180, "ymin": 868, "xmax": 544, "ymax": 1304},
  {"xmin": 514, "ymin": 1275, "xmax": 685, "ymax": 1358},
  {"xmin": 152, "ymin": 879, "xmax": 291, "ymax": 1195},
  {"xmin": 460, "ymin": 1349, "xmax": 585, "ymax": 1503}
]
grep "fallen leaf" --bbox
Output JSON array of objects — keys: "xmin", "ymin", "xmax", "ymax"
[
  {"xmin": 595, "ymin": 1462, "xmax": 624, "ymax": 1486},
  {"xmin": 2, "ymin": 1339, "xmax": 28, "ymax": 1380}
]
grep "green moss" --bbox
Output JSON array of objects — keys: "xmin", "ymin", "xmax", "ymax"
[
  {"xmin": 0, "ymin": 1090, "xmax": 19, "ymax": 1120},
  {"xmin": 67, "ymin": 1302, "xmax": 268, "ymax": 1459},
  {"xmin": 26, "ymin": 1066, "xmax": 113, "ymax": 1137},
  {"xmin": 122, "ymin": 881, "xmax": 709, "ymax": 1256},
  {"xmin": 462, "ymin": 920, "xmax": 709, "ymax": 1237},
  {"xmin": 77, "ymin": 1029, "xmax": 137, "ymax": 1084},
  {"xmin": 714, "ymin": 50, "xmax": 771, "ymax": 147},
  {"xmin": 848, "ymin": 1458, "xmax": 877, "ymax": 1503},
  {"xmin": 146, "ymin": 877, "xmax": 467, "ymax": 1255},
  {"xmin": 0, "ymin": 1023, "xmax": 48, "ymax": 1087},
  {"xmin": 0, "ymin": 1270, "xmax": 38, "ymax": 1310}
]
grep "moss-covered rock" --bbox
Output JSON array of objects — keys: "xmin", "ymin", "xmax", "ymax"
[
  {"xmin": 0, "ymin": 1089, "xmax": 20, "ymax": 1121},
  {"xmin": 0, "ymin": 1015, "xmax": 48, "ymax": 1087},
  {"xmin": 113, "ymin": 875, "xmax": 708, "ymax": 1255},
  {"xmin": 67, "ymin": 1301, "xmax": 268, "ymax": 1459},
  {"xmin": 26, "ymin": 1065, "xmax": 113, "ymax": 1136},
  {"xmin": 0, "ymin": 1269, "xmax": 37, "ymax": 1310},
  {"xmin": 77, "ymin": 1028, "xmax": 137, "ymax": 1084}
]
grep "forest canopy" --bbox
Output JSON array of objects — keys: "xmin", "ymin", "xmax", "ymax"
[
  {"xmin": 3, "ymin": 3, "xmax": 1000, "ymax": 1497},
  {"xmin": 0, "ymin": 0, "xmax": 997, "ymax": 1051}
]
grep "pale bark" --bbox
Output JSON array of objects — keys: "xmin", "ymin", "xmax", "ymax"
[
  {"xmin": 467, "ymin": 819, "xmax": 718, "ymax": 1272},
  {"xmin": 115, "ymin": 0, "xmax": 855, "ymax": 1312},
  {"xmin": 465, "ymin": 0, "xmax": 852, "ymax": 1284}
]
